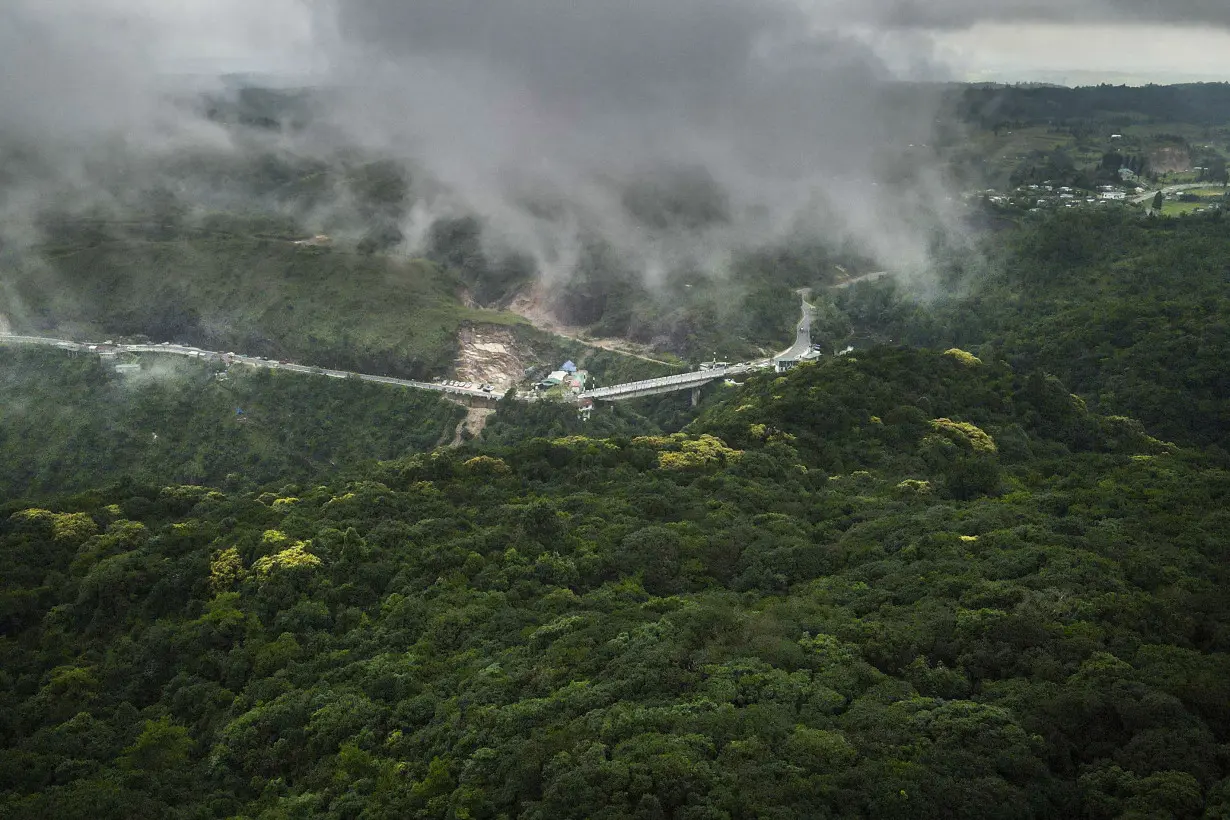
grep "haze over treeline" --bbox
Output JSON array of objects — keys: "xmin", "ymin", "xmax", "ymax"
[{"xmin": 3, "ymin": 0, "xmax": 1230, "ymax": 289}]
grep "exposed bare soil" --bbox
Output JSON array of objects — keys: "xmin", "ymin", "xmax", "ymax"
[
  {"xmin": 1150, "ymin": 146, "xmax": 1191, "ymax": 174},
  {"xmin": 508, "ymin": 285, "xmax": 676, "ymax": 366},
  {"xmin": 453, "ymin": 325, "xmax": 530, "ymax": 391},
  {"xmin": 451, "ymin": 406, "xmax": 496, "ymax": 447}
]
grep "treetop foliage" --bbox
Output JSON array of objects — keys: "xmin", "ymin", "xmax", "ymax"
[{"xmin": 2, "ymin": 348, "xmax": 1228, "ymax": 818}]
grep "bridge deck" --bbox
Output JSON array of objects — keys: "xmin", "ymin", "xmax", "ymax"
[
  {"xmin": 4, "ymin": 334, "xmax": 771, "ymax": 406},
  {"xmin": 580, "ymin": 366, "xmax": 748, "ymax": 401}
]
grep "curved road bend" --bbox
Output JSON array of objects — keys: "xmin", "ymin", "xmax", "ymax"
[{"xmin": 772, "ymin": 296, "xmax": 816, "ymax": 363}]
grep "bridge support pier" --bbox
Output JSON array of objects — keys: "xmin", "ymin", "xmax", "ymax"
[{"xmin": 691, "ymin": 387, "xmax": 701, "ymax": 407}]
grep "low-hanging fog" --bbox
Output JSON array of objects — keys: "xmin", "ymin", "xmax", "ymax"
[
  {"xmin": 320, "ymin": 0, "xmax": 966, "ymax": 282},
  {"xmin": 2, "ymin": 0, "xmax": 1228, "ymax": 294}
]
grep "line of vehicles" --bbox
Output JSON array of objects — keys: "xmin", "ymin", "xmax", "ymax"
[
  {"xmin": 434, "ymin": 378, "xmax": 495, "ymax": 392},
  {"xmin": 4, "ymin": 334, "xmax": 502, "ymax": 399}
]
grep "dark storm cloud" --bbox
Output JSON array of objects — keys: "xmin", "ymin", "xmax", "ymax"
[
  {"xmin": 321, "ymin": 0, "xmax": 959, "ymax": 278},
  {"xmin": 337, "ymin": 0, "xmax": 802, "ymax": 112}
]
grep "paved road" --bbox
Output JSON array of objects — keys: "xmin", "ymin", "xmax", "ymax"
[
  {"xmin": 773, "ymin": 297, "xmax": 816, "ymax": 363},
  {"xmin": 4, "ymin": 294, "xmax": 810, "ymax": 406},
  {"xmin": 0, "ymin": 335, "xmax": 500, "ymax": 401}
]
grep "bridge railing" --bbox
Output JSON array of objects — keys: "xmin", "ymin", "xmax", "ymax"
[{"xmin": 580, "ymin": 368, "xmax": 732, "ymax": 399}]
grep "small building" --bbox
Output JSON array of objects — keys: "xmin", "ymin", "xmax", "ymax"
[
  {"xmin": 114, "ymin": 363, "xmax": 142, "ymax": 376},
  {"xmin": 775, "ymin": 349, "xmax": 822, "ymax": 373},
  {"xmin": 1101, "ymin": 191, "xmax": 1126, "ymax": 201},
  {"xmin": 561, "ymin": 360, "xmax": 577, "ymax": 373},
  {"xmin": 563, "ymin": 370, "xmax": 588, "ymax": 392},
  {"xmin": 538, "ymin": 370, "xmax": 569, "ymax": 389}
]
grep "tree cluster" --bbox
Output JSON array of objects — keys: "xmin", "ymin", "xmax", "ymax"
[{"xmin": 2, "ymin": 349, "xmax": 1227, "ymax": 818}]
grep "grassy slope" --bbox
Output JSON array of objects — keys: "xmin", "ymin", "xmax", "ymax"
[{"xmin": 4, "ymin": 234, "xmax": 524, "ymax": 379}]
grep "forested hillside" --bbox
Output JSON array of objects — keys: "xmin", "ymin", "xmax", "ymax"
[
  {"xmin": 955, "ymin": 82, "xmax": 1230, "ymax": 129},
  {"xmin": 1, "ymin": 227, "xmax": 518, "ymax": 379},
  {"xmin": 0, "ymin": 349, "xmax": 464, "ymax": 497},
  {"xmin": 3, "ymin": 349, "xmax": 1227, "ymax": 818},
  {"xmin": 833, "ymin": 210, "xmax": 1230, "ymax": 456}
]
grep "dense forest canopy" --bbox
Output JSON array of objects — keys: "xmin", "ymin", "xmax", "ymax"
[
  {"xmin": 3, "ymin": 75, "xmax": 1230, "ymax": 818},
  {"xmin": 0, "ymin": 350, "xmax": 465, "ymax": 497},
  {"xmin": 2, "ymin": 348, "xmax": 1229, "ymax": 818},
  {"xmin": 956, "ymin": 83, "xmax": 1230, "ymax": 129},
  {"xmin": 829, "ymin": 209, "xmax": 1230, "ymax": 457}
]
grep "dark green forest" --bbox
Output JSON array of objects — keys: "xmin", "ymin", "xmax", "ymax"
[
  {"xmin": 831, "ymin": 210, "xmax": 1230, "ymax": 456},
  {"xmin": 0, "ymin": 350, "xmax": 463, "ymax": 497},
  {"xmin": 3, "ymin": 117, "xmax": 1230, "ymax": 817},
  {"xmin": 956, "ymin": 82, "xmax": 1230, "ymax": 129},
  {"xmin": 2, "ymin": 348, "xmax": 1229, "ymax": 818}
]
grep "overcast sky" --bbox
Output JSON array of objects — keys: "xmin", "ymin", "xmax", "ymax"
[
  {"xmin": 3, "ymin": 0, "xmax": 1227, "ymax": 144},
  {"xmin": 50, "ymin": 0, "xmax": 1230, "ymax": 85}
]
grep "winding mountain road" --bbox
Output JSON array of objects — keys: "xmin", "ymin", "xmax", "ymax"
[
  {"xmin": 3, "ymin": 294, "xmax": 819, "ymax": 406},
  {"xmin": 773, "ymin": 296, "xmax": 816, "ymax": 363}
]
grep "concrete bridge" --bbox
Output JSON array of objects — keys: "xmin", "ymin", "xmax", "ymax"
[
  {"xmin": 579, "ymin": 364, "xmax": 753, "ymax": 404},
  {"xmin": 5, "ymin": 295, "xmax": 818, "ymax": 411},
  {"xmin": 578, "ymin": 295, "xmax": 817, "ymax": 402}
]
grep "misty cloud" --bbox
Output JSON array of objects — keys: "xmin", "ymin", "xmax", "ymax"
[
  {"xmin": 4, "ymin": 0, "xmax": 1230, "ymax": 296},
  {"xmin": 0, "ymin": 2, "xmax": 167, "ymax": 143},
  {"xmin": 315, "ymin": 0, "xmax": 961, "ymax": 280}
]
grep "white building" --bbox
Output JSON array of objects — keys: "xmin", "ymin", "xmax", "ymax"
[{"xmin": 775, "ymin": 349, "xmax": 822, "ymax": 373}]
